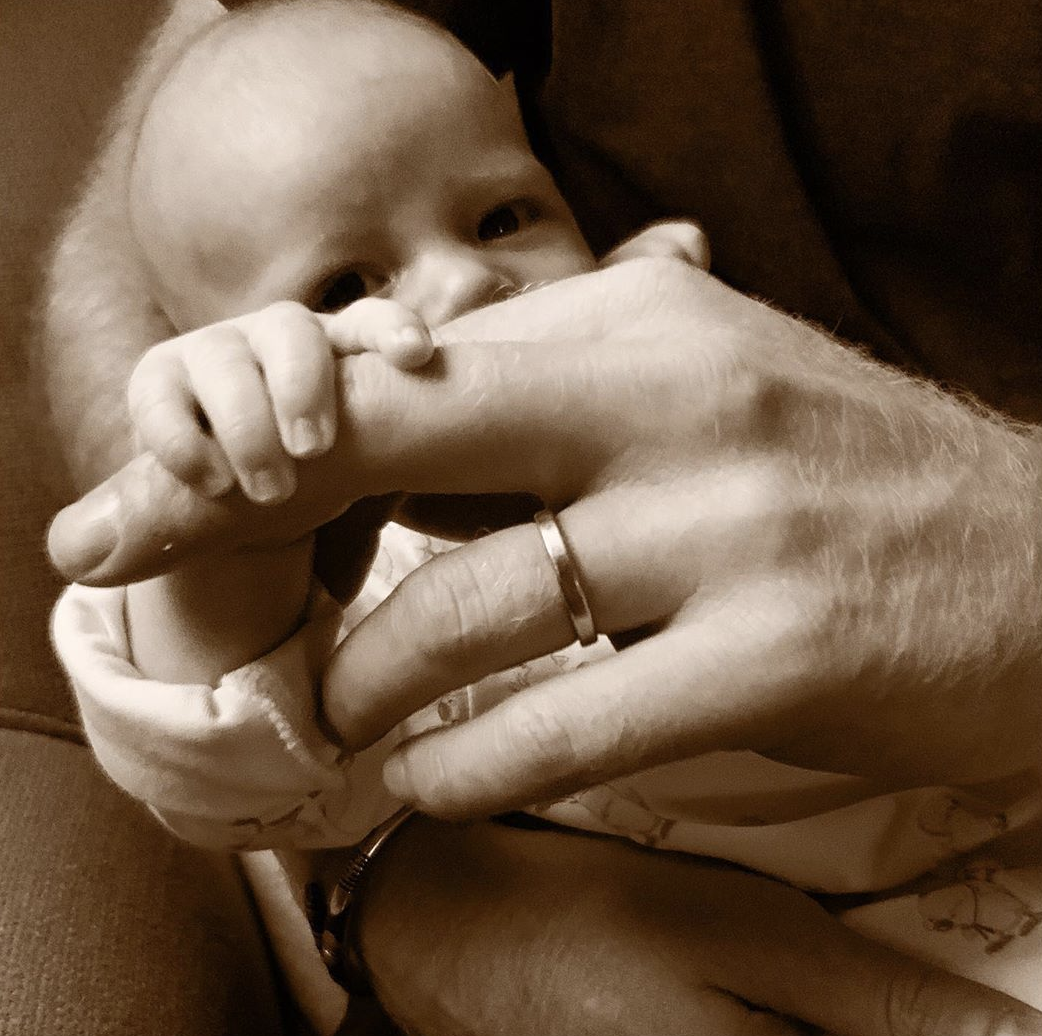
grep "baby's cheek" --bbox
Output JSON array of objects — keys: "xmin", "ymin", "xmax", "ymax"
[{"xmin": 523, "ymin": 235, "xmax": 597, "ymax": 287}]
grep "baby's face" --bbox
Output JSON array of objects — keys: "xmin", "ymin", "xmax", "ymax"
[{"xmin": 137, "ymin": 9, "xmax": 595, "ymax": 330}]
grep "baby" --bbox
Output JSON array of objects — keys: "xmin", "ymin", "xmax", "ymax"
[
  {"xmin": 126, "ymin": 0, "xmax": 705, "ymax": 507},
  {"xmin": 52, "ymin": 0, "xmax": 1041, "ymax": 1026}
]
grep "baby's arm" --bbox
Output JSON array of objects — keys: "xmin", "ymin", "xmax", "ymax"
[
  {"xmin": 129, "ymin": 298, "xmax": 434, "ymax": 506},
  {"xmin": 125, "ymin": 541, "xmax": 315, "ymax": 687},
  {"xmin": 124, "ymin": 296, "xmax": 436, "ymax": 680}
]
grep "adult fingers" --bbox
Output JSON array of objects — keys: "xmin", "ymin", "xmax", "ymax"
[
  {"xmin": 47, "ymin": 338, "xmax": 631, "ymax": 585},
  {"xmin": 697, "ymin": 864, "xmax": 1042, "ymax": 1036},
  {"xmin": 48, "ymin": 452, "xmax": 247, "ymax": 584},
  {"xmin": 325, "ymin": 464, "xmax": 793, "ymax": 766},
  {"xmin": 48, "ymin": 260, "xmax": 716, "ymax": 585},
  {"xmin": 324, "ymin": 521, "xmax": 576, "ymax": 747},
  {"xmin": 609, "ymin": 846, "xmax": 1042, "ymax": 1036},
  {"xmin": 324, "ymin": 489, "xmax": 702, "ymax": 752},
  {"xmin": 347, "ymin": 545, "xmax": 839, "ymax": 814},
  {"xmin": 362, "ymin": 818, "xmax": 830, "ymax": 1036},
  {"xmin": 245, "ymin": 302, "xmax": 337, "ymax": 458},
  {"xmin": 375, "ymin": 611, "xmax": 796, "ymax": 816},
  {"xmin": 754, "ymin": 922, "xmax": 1042, "ymax": 1036}
]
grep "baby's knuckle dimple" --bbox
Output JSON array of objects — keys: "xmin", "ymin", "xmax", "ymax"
[{"xmin": 151, "ymin": 429, "xmax": 206, "ymax": 480}]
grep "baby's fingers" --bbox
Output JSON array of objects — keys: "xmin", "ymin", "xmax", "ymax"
[
  {"xmin": 180, "ymin": 325, "xmax": 297, "ymax": 505},
  {"xmin": 320, "ymin": 297, "xmax": 435, "ymax": 369},
  {"xmin": 128, "ymin": 346, "xmax": 235, "ymax": 498},
  {"xmin": 243, "ymin": 302, "xmax": 337, "ymax": 459}
]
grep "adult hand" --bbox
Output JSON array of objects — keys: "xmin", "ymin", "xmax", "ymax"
[
  {"xmin": 357, "ymin": 816, "xmax": 1042, "ymax": 1035},
  {"xmin": 48, "ymin": 258, "xmax": 1042, "ymax": 812}
]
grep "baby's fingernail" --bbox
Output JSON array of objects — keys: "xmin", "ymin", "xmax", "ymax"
[
  {"xmin": 47, "ymin": 490, "xmax": 120, "ymax": 579},
  {"xmin": 243, "ymin": 466, "xmax": 295, "ymax": 504},
  {"xmin": 200, "ymin": 468, "xmax": 235, "ymax": 498},
  {"xmin": 288, "ymin": 416, "xmax": 334, "ymax": 458},
  {"xmin": 390, "ymin": 327, "xmax": 434, "ymax": 368}
]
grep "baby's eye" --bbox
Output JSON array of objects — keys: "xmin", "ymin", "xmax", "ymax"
[
  {"xmin": 311, "ymin": 270, "xmax": 368, "ymax": 313},
  {"xmin": 477, "ymin": 200, "xmax": 539, "ymax": 242}
]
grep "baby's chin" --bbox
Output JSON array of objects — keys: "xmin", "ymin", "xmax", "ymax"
[{"xmin": 394, "ymin": 492, "xmax": 543, "ymax": 542}]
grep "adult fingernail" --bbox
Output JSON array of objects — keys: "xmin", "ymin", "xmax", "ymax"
[
  {"xmin": 47, "ymin": 491, "xmax": 120, "ymax": 579},
  {"xmin": 382, "ymin": 754, "xmax": 411, "ymax": 798}
]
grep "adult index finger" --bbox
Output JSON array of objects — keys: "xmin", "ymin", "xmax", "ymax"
[
  {"xmin": 363, "ymin": 569, "xmax": 844, "ymax": 817},
  {"xmin": 46, "ymin": 258, "xmax": 707, "ymax": 587},
  {"xmin": 46, "ymin": 338, "xmax": 623, "ymax": 586},
  {"xmin": 324, "ymin": 489, "xmax": 699, "ymax": 753},
  {"xmin": 47, "ymin": 452, "xmax": 261, "ymax": 585}
]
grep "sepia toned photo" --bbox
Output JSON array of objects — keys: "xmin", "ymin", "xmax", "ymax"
[{"xmin": 2, "ymin": 2, "xmax": 1040, "ymax": 1032}]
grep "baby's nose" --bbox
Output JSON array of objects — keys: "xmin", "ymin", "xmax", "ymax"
[{"xmin": 397, "ymin": 251, "xmax": 513, "ymax": 326}]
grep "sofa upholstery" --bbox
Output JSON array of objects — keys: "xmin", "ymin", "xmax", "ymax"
[{"xmin": 0, "ymin": 5, "xmax": 296, "ymax": 1033}]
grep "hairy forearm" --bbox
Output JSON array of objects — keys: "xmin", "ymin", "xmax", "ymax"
[{"xmin": 34, "ymin": 0, "xmax": 223, "ymax": 495}]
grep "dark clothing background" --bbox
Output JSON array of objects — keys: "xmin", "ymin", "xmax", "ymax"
[{"xmin": 413, "ymin": 0, "xmax": 1042, "ymax": 420}]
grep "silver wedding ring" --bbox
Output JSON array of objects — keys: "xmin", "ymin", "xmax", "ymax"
[{"xmin": 533, "ymin": 509, "xmax": 598, "ymax": 647}]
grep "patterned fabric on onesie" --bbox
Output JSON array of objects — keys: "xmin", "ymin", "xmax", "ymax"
[{"xmin": 53, "ymin": 522, "xmax": 1042, "ymax": 1006}]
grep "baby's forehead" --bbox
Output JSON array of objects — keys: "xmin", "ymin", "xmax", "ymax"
[
  {"xmin": 144, "ymin": 0, "xmax": 506, "ymax": 172},
  {"xmin": 139, "ymin": 4, "xmax": 496, "ymax": 174}
]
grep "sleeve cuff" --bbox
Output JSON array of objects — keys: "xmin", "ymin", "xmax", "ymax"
[{"xmin": 52, "ymin": 581, "xmax": 401, "ymax": 849}]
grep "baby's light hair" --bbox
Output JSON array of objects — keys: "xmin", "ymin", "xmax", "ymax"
[{"xmin": 126, "ymin": 0, "xmax": 480, "ymax": 328}]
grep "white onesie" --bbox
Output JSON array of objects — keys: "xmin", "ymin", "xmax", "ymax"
[{"xmin": 52, "ymin": 523, "xmax": 1042, "ymax": 1024}]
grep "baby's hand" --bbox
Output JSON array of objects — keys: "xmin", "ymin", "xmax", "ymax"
[{"xmin": 128, "ymin": 298, "xmax": 434, "ymax": 504}]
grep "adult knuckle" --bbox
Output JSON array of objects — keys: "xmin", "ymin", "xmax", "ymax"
[
  {"xmin": 880, "ymin": 966, "xmax": 1039, "ymax": 1036},
  {"xmin": 616, "ymin": 256, "xmax": 696, "ymax": 316},
  {"xmin": 715, "ymin": 363, "xmax": 792, "ymax": 443},
  {"xmin": 638, "ymin": 252, "xmax": 696, "ymax": 287},
  {"xmin": 884, "ymin": 965, "xmax": 943, "ymax": 1036},
  {"xmin": 708, "ymin": 458, "xmax": 805, "ymax": 564},
  {"xmin": 390, "ymin": 555, "xmax": 492, "ymax": 676},
  {"xmin": 503, "ymin": 702, "xmax": 577, "ymax": 770}
]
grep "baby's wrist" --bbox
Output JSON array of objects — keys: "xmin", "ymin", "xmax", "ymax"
[{"xmin": 126, "ymin": 539, "xmax": 314, "ymax": 685}]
